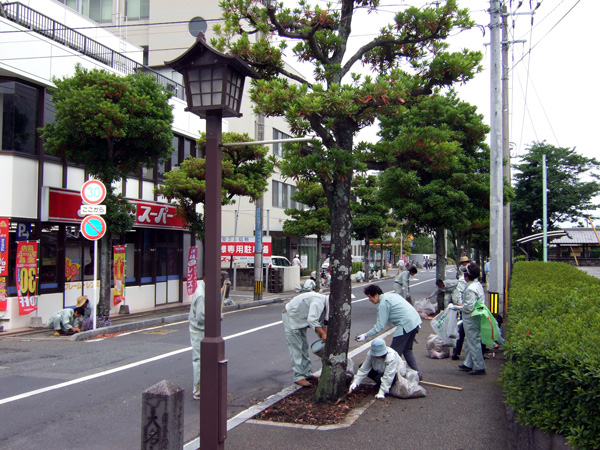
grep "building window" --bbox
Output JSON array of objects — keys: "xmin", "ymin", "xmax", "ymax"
[
  {"xmin": 126, "ymin": 0, "xmax": 150, "ymax": 20},
  {"xmin": 272, "ymin": 181, "xmax": 303, "ymax": 209},
  {"xmin": 272, "ymin": 128, "xmax": 290, "ymax": 158},
  {"xmin": 57, "ymin": 0, "xmax": 114, "ymax": 23},
  {"xmin": 86, "ymin": 0, "xmax": 113, "ymax": 23},
  {"xmin": 0, "ymin": 80, "xmax": 39, "ymax": 155}
]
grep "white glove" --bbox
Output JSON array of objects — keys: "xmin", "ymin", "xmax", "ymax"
[
  {"xmin": 448, "ymin": 303, "xmax": 458, "ymax": 310},
  {"xmin": 349, "ymin": 382, "xmax": 358, "ymax": 392},
  {"xmin": 356, "ymin": 333, "xmax": 367, "ymax": 342},
  {"xmin": 375, "ymin": 391, "xmax": 385, "ymax": 400}
]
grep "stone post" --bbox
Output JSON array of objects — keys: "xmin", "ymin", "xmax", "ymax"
[{"xmin": 141, "ymin": 380, "xmax": 184, "ymax": 450}]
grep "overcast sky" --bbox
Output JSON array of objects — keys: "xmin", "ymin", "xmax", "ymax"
[{"xmin": 351, "ymin": 1, "xmax": 595, "ymax": 163}]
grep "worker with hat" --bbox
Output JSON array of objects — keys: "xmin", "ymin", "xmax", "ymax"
[
  {"xmin": 72, "ymin": 295, "xmax": 92, "ymax": 330},
  {"xmin": 348, "ymin": 338, "xmax": 402, "ymax": 399},
  {"xmin": 47, "ymin": 307, "xmax": 84, "ymax": 336}
]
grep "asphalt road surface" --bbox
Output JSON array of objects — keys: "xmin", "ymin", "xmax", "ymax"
[{"xmin": 0, "ymin": 267, "xmax": 446, "ymax": 449}]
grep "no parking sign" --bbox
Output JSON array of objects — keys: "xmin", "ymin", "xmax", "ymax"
[{"xmin": 80, "ymin": 215, "xmax": 106, "ymax": 241}]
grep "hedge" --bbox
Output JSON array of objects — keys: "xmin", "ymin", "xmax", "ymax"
[{"xmin": 501, "ymin": 261, "xmax": 600, "ymax": 449}]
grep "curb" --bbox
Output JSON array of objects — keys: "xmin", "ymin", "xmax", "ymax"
[{"xmin": 71, "ymin": 296, "xmax": 284, "ymax": 341}]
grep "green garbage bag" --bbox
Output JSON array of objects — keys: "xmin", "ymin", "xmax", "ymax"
[{"xmin": 470, "ymin": 301, "xmax": 501, "ymax": 347}]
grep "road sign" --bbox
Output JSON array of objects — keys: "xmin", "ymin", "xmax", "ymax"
[
  {"xmin": 80, "ymin": 215, "xmax": 106, "ymax": 241},
  {"xmin": 81, "ymin": 180, "xmax": 106, "ymax": 205},
  {"xmin": 80, "ymin": 205, "xmax": 107, "ymax": 215}
]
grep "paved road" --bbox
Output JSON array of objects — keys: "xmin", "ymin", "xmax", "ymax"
[{"xmin": 0, "ymin": 268, "xmax": 444, "ymax": 449}]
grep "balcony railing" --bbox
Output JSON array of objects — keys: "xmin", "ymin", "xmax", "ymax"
[{"xmin": 1, "ymin": 2, "xmax": 185, "ymax": 100}]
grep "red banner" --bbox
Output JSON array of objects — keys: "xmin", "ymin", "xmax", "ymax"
[
  {"xmin": 16, "ymin": 241, "xmax": 38, "ymax": 316},
  {"xmin": 0, "ymin": 218, "xmax": 8, "ymax": 277},
  {"xmin": 113, "ymin": 245, "xmax": 126, "ymax": 306},
  {"xmin": 187, "ymin": 246, "xmax": 198, "ymax": 295}
]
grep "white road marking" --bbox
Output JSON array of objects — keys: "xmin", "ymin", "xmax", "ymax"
[{"xmin": 0, "ymin": 320, "xmax": 282, "ymax": 405}]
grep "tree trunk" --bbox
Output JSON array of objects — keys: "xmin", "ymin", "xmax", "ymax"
[
  {"xmin": 435, "ymin": 227, "xmax": 447, "ymax": 310},
  {"xmin": 315, "ymin": 177, "xmax": 352, "ymax": 403},
  {"xmin": 435, "ymin": 228, "xmax": 446, "ymax": 279},
  {"xmin": 97, "ymin": 234, "xmax": 112, "ymax": 320},
  {"xmin": 364, "ymin": 237, "xmax": 370, "ymax": 273}
]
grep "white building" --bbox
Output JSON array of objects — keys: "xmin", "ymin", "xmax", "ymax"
[{"xmin": 0, "ymin": 0, "xmax": 327, "ymax": 331}]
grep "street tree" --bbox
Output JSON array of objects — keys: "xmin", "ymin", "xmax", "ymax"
[
  {"xmin": 374, "ymin": 91, "xmax": 490, "ymax": 285},
  {"xmin": 351, "ymin": 174, "xmax": 387, "ymax": 272},
  {"xmin": 157, "ymin": 132, "xmax": 275, "ymax": 239},
  {"xmin": 283, "ymin": 180, "xmax": 330, "ymax": 270},
  {"xmin": 40, "ymin": 65, "xmax": 174, "ymax": 320},
  {"xmin": 213, "ymin": 0, "xmax": 482, "ymax": 402},
  {"xmin": 512, "ymin": 141, "xmax": 600, "ymax": 240}
]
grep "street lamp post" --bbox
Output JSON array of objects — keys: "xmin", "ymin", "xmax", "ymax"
[{"xmin": 166, "ymin": 33, "xmax": 259, "ymax": 450}]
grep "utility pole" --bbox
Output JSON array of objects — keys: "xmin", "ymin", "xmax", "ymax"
[
  {"xmin": 543, "ymin": 154, "xmax": 548, "ymax": 262},
  {"xmin": 502, "ymin": 5, "xmax": 512, "ymax": 306},
  {"xmin": 489, "ymin": 0, "xmax": 504, "ymax": 316}
]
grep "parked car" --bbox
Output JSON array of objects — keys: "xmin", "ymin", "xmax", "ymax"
[
  {"xmin": 270, "ymin": 256, "xmax": 292, "ymax": 268},
  {"xmin": 248, "ymin": 255, "xmax": 292, "ymax": 269}
]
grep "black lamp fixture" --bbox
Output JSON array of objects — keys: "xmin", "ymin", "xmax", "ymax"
[{"xmin": 165, "ymin": 32, "xmax": 258, "ymax": 118}]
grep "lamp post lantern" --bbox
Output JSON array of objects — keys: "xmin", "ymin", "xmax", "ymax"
[{"xmin": 166, "ymin": 33, "xmax": 259, "ymax": 450}]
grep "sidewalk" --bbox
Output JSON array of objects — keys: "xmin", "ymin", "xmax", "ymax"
[{"xmin": 224, "ymin": 321, "xmax": 509, "ymax": 450}]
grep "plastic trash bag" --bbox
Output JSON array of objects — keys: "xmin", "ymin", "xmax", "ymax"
[
  {"xmin": 426, "ymin": 333, "xmax": 450, "ymax": 359},
  {"xmin": 389, "ymin": 369, "xmax": 427, "ymax": 398},
  {"xmin": 414, "ymin": 297, "xmax": 438, "ymax": 318},
  {"xmin": 430, "ymin": 306, "xmax": 459, "ymax": 347}
]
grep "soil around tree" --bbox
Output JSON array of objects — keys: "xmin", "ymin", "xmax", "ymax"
[{"xmin": 254, "ymin": 378, "xmax": 377, "ymax": 426}]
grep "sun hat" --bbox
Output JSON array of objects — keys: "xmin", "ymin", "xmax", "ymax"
[
  {"xmin": 76, "ymin": 295, "xmax": 88, "ymax": 307},
  {"xmin": 370, "ymin": 338, "xmax": 388, "ymax": 357},
  {"xmin": 459, "ymin": 256, "xmax": 470, "ymax": 263}
]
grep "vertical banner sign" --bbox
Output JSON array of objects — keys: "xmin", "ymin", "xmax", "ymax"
[
  {"xmin": 113, "ymin": 245, "xmax": 126, "ymax": 306},
  {"xmin": 0, "ymin": 218, "xmax": 8, "ymax": 277},
  {"xmin": 0, "ymin": 218, "xmax": 8, "ymax": 311},
  {"xmin": 16, "ymin": 241, "xmax": 38, "ymax": 315},
  {"xmin": 187, "ymin": 246, "xmax": 198, "ymax": 295}
]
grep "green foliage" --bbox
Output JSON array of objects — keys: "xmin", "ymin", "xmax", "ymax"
[
  {"xmin": 512, "ymin": 142, "xmax": 600, "ymax": 237},
  {"xmin": 501, "ymin": 261, "xmax": 600, "ymax": 449},
  {"xmin": 103, "ymin": 193, "xmax": 135, "ymax": 234},
  {"xmin": 156, "ymin": 132, "xmax": 274, "ymax": 237},
  {"xmin": 40, "ymin": 65, "xmax": 174, "ymax": 185},
  {"xmin": 412, "ymin": 235, "xmax": 434, "ymax": 254},
  {"xmin": 283, "ymin": 180, "xmax": 330, "ymax": 238},
  {"xmin": 351, "ymin": 262, "xmax": 362, "ymax": 274},
  {"xmin": 375, "ymin": 91, "xmax": 491, "ymax": 234},
  {"xmin": 351, "ymin": 174, "xmax": 387, "ymax": 241}
]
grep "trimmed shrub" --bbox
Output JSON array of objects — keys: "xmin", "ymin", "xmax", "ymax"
[
  {"xmin": 351, "ymin": 262, "xmax": 363, "ymax": 274},
  {"xmin": 501, "ymin": 261, "xmax": 600, "ymax": 449}
]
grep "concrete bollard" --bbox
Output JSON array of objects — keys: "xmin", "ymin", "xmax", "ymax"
[
  {"xmin": 141, "ymin": 380, "xmax": 184, "ymax": 450},
  {"xmin": 29, "ymin": 316, "xmax": 43, "ymax": 328}
]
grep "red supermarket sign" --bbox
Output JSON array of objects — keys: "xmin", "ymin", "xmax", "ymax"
[{"xmin": 44, "ymin": 187, "xmax": 185, "ymax": 230}]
